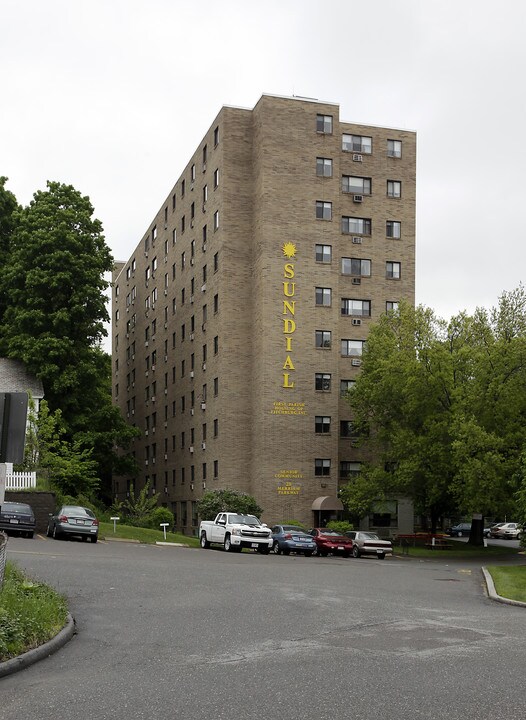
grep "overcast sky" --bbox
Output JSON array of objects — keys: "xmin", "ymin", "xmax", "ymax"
[{"xmin": 2, "ymin": 0, "xmax": 526, "ymax": 335}]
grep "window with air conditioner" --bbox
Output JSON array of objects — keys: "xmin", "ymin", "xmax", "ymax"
[{"xmin": 341, "ymin": 339, "xmax": 365, "ymax": 357}]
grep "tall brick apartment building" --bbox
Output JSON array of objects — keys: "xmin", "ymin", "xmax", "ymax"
[{"xmin": 112, "ymin": 94, "xmax": 416, "ymax": 534}]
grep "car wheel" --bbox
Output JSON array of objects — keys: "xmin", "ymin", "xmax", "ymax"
[
  {"xmin": 378, "ymin": 553, "xmax": 386, "ymax": 560},
  {"xmin": 52, "ymin": 525, "xmax": 61, "ymax": 540},
  {"xmin": 352, "ymin": 545, "xmax": 361, "ymax": 558},
  {"xmin": 200, "ymin": 532, "xmax": 210, "ymax": 549},
  {"xmin": 224, "ymin": 534, "xmax": 236, "ymax": 552},
  {"xmin": 81, "ymin": 535, "xmax": 88, "ymax": 542},
  {"xmin": 272, "ymin": 542, "xmax": 281, "ymax": 554},
  {"xmin": 46, "ymin": 524, "xmax": 53, "ymax": 538},
  {"xmin": 90, "ymin": 535, "xmax": 98, "ymax": 544}
]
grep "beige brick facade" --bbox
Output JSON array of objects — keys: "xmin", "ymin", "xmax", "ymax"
[{"xmin": 112, "ymin": 94, "xmax": 416, "ymax": 534}]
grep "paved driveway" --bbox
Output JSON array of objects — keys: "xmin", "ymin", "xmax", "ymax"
[{"xmin": 2, "ymin": 536, "xmax": 526, "ymax": 720}]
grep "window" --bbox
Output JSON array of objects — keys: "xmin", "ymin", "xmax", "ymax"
[
  {"xmin": 203, "ymin": 185, "xmax": 208, "ymax": 203},
  {"xmin": 340, "ymin": 421, "xmax": 357, "ymax": 439},
  {"xmin": 386, "ymin": 262, "xmax": 401, "ymax": 279},
  {"xmin": 213, "ymin": 294, "xmax": 219, "ymax": 313},
  {"xmin": 181, "ymin": 179, "xmax": 185, "ymax": 197},
  {"xmin": 387, "ymin": 139, "xmax": 402, "ymax": 158},
  {"xmin": 387, "ymin": 180, "xmax": 401, "ymax": 198},
  {"xmin": 315, "ymin": 287, "xmax": 332, "ymax": 306},
  {"xmin": 342, "ymin": 134, "xmax": 372, "ymax": 154},
  {"xmin": 342, "ymin": 217, "xmax": 371, "ymax": 235},
  {"xmin": 213, "ymin": 252, "xmax": 218, "ymax": 272},
  {"xmin": 213, "ymin": 377, "xmax": 218, "ymax": 396},
  {"xmin": 386, "ymin": 220, "xmax": 401, "ymax": 238},
  {"xmin": 213, "ymin": 168, "xmax": 219, "ymax": 188},
  {"xmin": 340, "ymin": 379, "xmax": 356, "ymax": 396},
  {"xmin": 386, "ymin": 301, "xmax": 399, "ymax": 312},
  {"xmin": 316, "ymin": 201, "xmax": 332, "ymax": 220},
  {"xmin": 316, "ymin": 114, "xmax": 332, "ymax": 133},
  {"xmin": 315, "ymin": 244, "xmax": 332, "ymax": 263},
  {"xmin": 214, "ymin": 460, "xmax": 218, "ymax": 478},
  {"xmin": 341, "ymin": 339, "xmax": 365, "ymax": 356},
  {"xmin": 342, "ymin": 176, "xmax": 371, "ymax": 195},
  {"xmin": 202, "ymin": 144, "xmax": 207, "ymax": 167},
  {"xmin": 213, "ymin": 211, "xmax": 219, "ymax": 231},
  {"xmin": 315, "ymin": 330, "xmax": 331, "ymax": 348},
  {"xmin": 341, "ymin": 299, "xmax": 371, "ymax": 317},
  {"xmin": 341, "ymin": 257, "xmax": 371, "ymax": 276},
  {"xmin": 340, "ymin": 461, "xmax": 361, "ymax": 479},
  {"xmin": 315, "ymin": 458, "xmax": 331, "ymax": 476},
  {"xmin": 315, "ymin": 416, "xmax": 331, "ymax": 434},
  {"xmin": 190, "ymin": 202, "xmax": 195, "ymax": 220},
  {"xmin": 213, "ymin": 126, "xmax": 219, "ymax": 146},
  {"xmin": 315, "ymin": 373, "xmax": 331, "ymax": 391},
  {"xmin": 214, "ymin": 336, "xmax": 218, "ymax": 354},
  {"xmin": 191, "ymin": 164, "xmax": 196, "ymax": 182},
  {"xmin": 316, "ymin": 157, "xmax": 333, "ymax": 177},
  {"xmin": 181, "ymin": 215, "xmax": 185, "ymax": 234}
]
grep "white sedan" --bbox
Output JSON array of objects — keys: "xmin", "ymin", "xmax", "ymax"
[
  {"xmin": 490, "ymin": 522, "xmax": 521, "ymax": 540},
  {"xmin": 346, "ymin": 531, "xmax": 393, "ymax": 559}
]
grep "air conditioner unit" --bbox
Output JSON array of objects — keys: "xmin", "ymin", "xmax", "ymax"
[
  {"xmin": 151, "ymin": 396, "xmax": 156, "ymax": 402},
  {"xmin": 352, "ymin": 318, "xmax": 362, "ymax": 326},
  {"xmin": 202, "ymin": 242, "xmax": 207, "ymax": 252},
  {"xmin": 164, "ymin": 388, "xmax": 168, "ymax": 395},
  {"xmin": 190, "ymin": 483, "xmax": 194, "ymax": 491},
  {"xmin": 201, "ymin": 442, "xmax": 206, "ymax": 450},
  {"xmin": 201, "ymin": 284, "xmax": 206, "ymax": 292},
  {"xmin": 164, "ymin": 454, "xmax": 168, "ymax": 460},
  {"xmin": 202, "ymin": 482, "xmax": 206, "ymax": 490},
  {"xmin": 189, "ymin": 446, "xmax": 194, "ymax": 453},
  {"xmin": 190, "ymin": 370, "xmax": 194, "ymax": 378},
  {"xmin": 145, "ymin": 430, "xmax": 149, "ymax": 436},
  {"xmin": 164, "ymin": 289, "xmax": 168, "ymax": 296},
  {"xmin": 145, "ymin": 341, "xmax": 149, "ymax": 347},
  {"xmin": 352, "ymin": 237, "xmax": 362, "ymax": 244},
  {"xmin": 202, "ymin": 362, "xmax": 206, "ymax": 370},
  {"xmin": 164, "ymin": 355, "xmax": 168, "ymax": 362},
  {"xmin": 353, "ymin": 195, "xmax": 363, "ymax": 203},
  {"xmin": 202, "ymin": 323, "xmax": 206, "ymax": 332},
  {"xmin": 131, "ymin": 409, "xmax": 135, "ymax": 415},
  {"xmin": 145, "ymin": 459, "xmax": 149, "ymax": 466},
  {"xmin": 190, "ymin": 220, "xmax": 195, "ymax": 228},
  {"xmin": 351, "ymin": 359, "xmax": 362, "ymax": 366},
  {"xmin": 151, "ymin": 365, "xmax": 155, "ymax": 371},
  {"xmin": 352, "ymin": 154, "xmax": 363, "ymax": 162},
  {"xmin": 190, "ymin": 333, "xmax": 195, "ymax": 341},
  {"xmin": 352, "ymin": 277, "xmax": 361, "ymax": 285},
  {"xmin": 190, "ymin": 258, "xmax": 195, "ymax": 266},
  {"xmin": 190, "ymin": 295, "xmax": 194, "ymax": 303},
  {"xmin": 190, "ymin": 408, "xmax": 194, "ymax": 415},
  {"xmin": 201, "ymin": 402, "xmax": 206, "ymax": 410}
]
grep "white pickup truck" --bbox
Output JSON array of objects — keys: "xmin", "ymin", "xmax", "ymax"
[{"xmin": 199, "ymin": 512, "xmax": 273, "ymax": 553}]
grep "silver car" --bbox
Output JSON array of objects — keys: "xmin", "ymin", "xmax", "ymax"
[
  {"xmin": 346, "ymin": 531, "xmax": 393, "ymax": 559},
  {"xmin": 47, "ymin": 505, "xmax": 99, "ymax": 543},
  {"xmin": 490, "ymin": 522, "xmax": 521, "ymax": 540}
]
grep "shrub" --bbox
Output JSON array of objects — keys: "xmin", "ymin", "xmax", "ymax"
[
  {"xmin": 326, "ymin": 520, "xmax": 354, "ymax": 534},
  {"xmin": 148, "ymin": 507, "xmax": 174, "ymax": 530},
  {"xmin": 197, "ymin": 489, "xmax": 263, "ymax": 520}
]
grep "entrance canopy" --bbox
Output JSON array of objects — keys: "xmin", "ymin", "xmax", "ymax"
[{"xmin": 311, "ymin": 496, "xmax": 344, "ymax": 512}]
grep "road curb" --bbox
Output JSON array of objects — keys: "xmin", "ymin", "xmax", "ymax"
[
  {"xmin": 0, "ymin": 612, "xmax": 76, "ymax": 679},
  {"xmin": 102, "ymin": 536, "xmax": 140, "ymax": 543},
  {"xmin": 481, "ymin": 567, "xmax": 526, "ymax": 607}
]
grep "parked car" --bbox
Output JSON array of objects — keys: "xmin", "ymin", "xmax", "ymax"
[
  {"xmin": 445, "ymin": 523, "xmax": 472, "ymax": 537},
  {"xmin": 345, "ymin": 531, "xmax": 393, "ymax": 559},
  {"xmin": 47, "ymin": 505, "xmax": 99, "ymax": 543},
  {"xmin": 484, "ymin": 522, "xmax": 504, "ymax": 538},
  {"xmin": 490, "ymin": 522, "xmax": 521, "ymax": 540},
  {"xmin": 271, "ymin": 525, "xmax": 317, "ymax": 556},
  {"xmin": 0, "ymin": 501, "xmax": 36, "ymax": 538},
  {"xmin": 307, "ymin": 528, "xmax": 353, "ymax": 557}
]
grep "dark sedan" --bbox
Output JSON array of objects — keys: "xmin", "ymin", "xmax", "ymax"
[
  {"xmin": 0, "ymin": 501, "xmax": 36, "ymax": 538},
  {"xmin": 271, "ymin": 525, "xmax": 316, "ymax": 556},
  {"xmin": 308, "ymin": 528, "xmax": 353, "ymax": 557},
  {"xmin": 47, "ymin": 505, "xmax": 99, "ymax": 543},
  {"xmin": 445, "ymin": 523, "xmax": 471, "ymax": 537}
]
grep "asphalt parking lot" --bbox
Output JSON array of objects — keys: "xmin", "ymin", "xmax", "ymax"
[{"xmin": 2, "ymin": 534, "xmax": 526, "ymax": 720}]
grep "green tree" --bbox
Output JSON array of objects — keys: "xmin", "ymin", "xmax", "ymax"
[
  {"xmin": 197, "ymin": 489, "xmax": 263, "ymax": 520},
  {"xmin": 118, "ymin": 482, "xmax": 159, "ymax": 526},
  {"xmin": 0, "ymin": 181, "xmax": 113, "ymax": 428},
  {"xmin": 342, "ymin": 293, "xmax": 526, "ymax": 544},
  {"xmin": 0, "ymin": 177, "xmax": 20, "ymax": 324}
]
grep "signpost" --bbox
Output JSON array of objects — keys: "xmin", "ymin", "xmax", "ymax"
[
  {"xmin": 110, "ymin": 516, "xmax": 120, "ymax": 533},
  {"xmin": 160, "ymin": 522, "xmax": 169, "ymax": 540}
]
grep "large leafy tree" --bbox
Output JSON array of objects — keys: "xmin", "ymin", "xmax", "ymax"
[
  {"xmin": 342, "ymin": 292, "xmax": 526, "ymax": 543},
  {"xmin": 0, "ymin": 177, "xmax": 20, "ymax": 323},
  {"xmin": 197, "ymin": 490, "xmax": 263, "ymax": 520},
  {"xmin": 0, "ymin": 181, "xmax": 113, "ymax": 427}
]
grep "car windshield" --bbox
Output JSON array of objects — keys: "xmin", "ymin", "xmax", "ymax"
[
  {"xmin": 3, "ymin": 503, "xmax": 31, "ymax": 513},
  {"xmin": 283, "ymin": 526, "xmax": 305, "ymax": 532},
  {"xmin": 320, "ymin": 530, "xmax": 344, "ymax": 536},
  {"xmin": 62, "ymin": 506, "xmax": 94, "ymax": 517},
  {"xmin": 359, "ymin": 532, "xmax": 380, "ymax": 540},
  {"xmin": 230, "ymin": 515, "xmax": 260, "ymax": 526}
]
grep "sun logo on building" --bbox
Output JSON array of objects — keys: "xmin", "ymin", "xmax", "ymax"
[{"xmin": 282, "ymin": 242, "xmax": 296, "ymax": 259}]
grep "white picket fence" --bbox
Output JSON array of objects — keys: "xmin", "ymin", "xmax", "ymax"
[{"xmin": 6, "ymin": 471, "xmax": 37, "ymax": 490}]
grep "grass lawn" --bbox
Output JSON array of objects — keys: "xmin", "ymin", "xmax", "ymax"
[
  {"xmin": 0, "ymin": 562, "xmax": 68, "ymax": 662},
  {"xmin": 98, "ymin": 521, "xmax": 200, "ymax": 547},
  {"xmin": 485, "ymin": 566, "xmax": 526, "ymax": 603},
  {"xmin": 393, "ymin": 541, "xmax": 520, "ymax": 559}
]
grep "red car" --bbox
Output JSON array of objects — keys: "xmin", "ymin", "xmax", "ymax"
[{"xmin": 308, "ymin": 528, "xmax": 353, "ymax": 557}]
